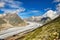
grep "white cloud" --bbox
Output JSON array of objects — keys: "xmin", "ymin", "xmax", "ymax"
[
  {"xmin": 53, "ymin": 0, "xmax": 60, "ymax": 14},
  {"xmin": 1, "ymin": 7, "xmax": 25, "ymax": 14},
  {"xmin": 0, "ymin": 0, "xmax": 25, "ymax": 14},
  {"xmin": 44, "ymin": 8, "xmax": 51, "ymax": 11},
  {"xmin": 6, "ymin": 0, "xmax": 23, "ymax": 8},
  {"xmin": 0, "ymin": 2, "xmax": 5, "ymax": 7},
  {"xmin": 31, "ymin": 10, "xmax": 40, "ymax": 13},
  {"xmin": 43, "ymin": 10, "xmax": 59, "ymax": 19},
  {"xmin": 56, "ymin": 3, "xmax": 60, "ymax": 14},
  {"xmin": 53, "ymin": 0, "xmax": 60, "ymax": 2}
]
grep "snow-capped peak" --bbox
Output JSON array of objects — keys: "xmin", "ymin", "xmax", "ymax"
[{"xmin": 43, "ymin": 10, "xmax": 59, "ymax": 19}]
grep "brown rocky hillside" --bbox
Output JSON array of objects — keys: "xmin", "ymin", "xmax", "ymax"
[{"xmin": 0, "ymin": 13, "xmax": 27, "ymax": 31}]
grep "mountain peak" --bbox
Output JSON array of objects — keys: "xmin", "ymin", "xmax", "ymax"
[
  {"xmin": 43, "ymin": 10, "xmax": 59, "ymax": 19},
  {"xmin": 0, "ymin": 13, "xmax": 26, "ymax": 31}
]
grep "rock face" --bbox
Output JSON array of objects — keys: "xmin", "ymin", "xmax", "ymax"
[
  {"xmin": 0, "ymin": 13, "xmax": 26, "ymax": 31},
  {"xmin": 4, "ymin": 13, "xmax": 24, "ymax": 26}
]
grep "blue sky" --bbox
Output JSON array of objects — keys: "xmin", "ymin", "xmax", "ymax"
[
  {"xmin": 18, "ymin": 0, "xmax": 55, "ymax": 10},
  {"xmin": 0, "ymin": 0, "xmax": 60, "ymax": 18}
]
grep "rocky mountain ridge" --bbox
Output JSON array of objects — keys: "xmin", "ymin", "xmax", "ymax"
[{"xmin": 0, "ymin": 13, "xmax": 26, "ymax": 31}]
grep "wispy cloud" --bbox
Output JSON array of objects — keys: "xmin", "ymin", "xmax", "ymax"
[
  {"xmin": 44, "ymin": 8, "xmax": 51, "ymax": 11},
  {"xmin": 53, "ymin": 0, "xmax": 60, "ymax": 14},
  {"xmin": 1, "ymin": 7, "xmax": 25, "ymax": 14},
  {"xmin": 0, "ymin": 2, "xmax": 5, "ymax": 7},
  {"xmin": 56, "ymin": 3, "xmax": 60, "ymax": 14},
  {"xmin": 31, "ymin": 10, "xmax": 40, "ymax": 13},
  {"xmin": 53, "ymin": 0, "xmax": 60, "ymax": 3},
  {"xmin": 19, "ymin": 10, "xmax": 43, "ymax": 18},
  {"xmin": 0, "ymin": 0, "xmax": 25, "ymax": 14}
]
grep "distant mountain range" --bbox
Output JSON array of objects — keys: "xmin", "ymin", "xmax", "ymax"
[
  {"xmin": 0, "ymin": 13, "xmax": 26, "ymax": 31},
  {"xmin": 24, "ymin": 10, "xmax": 59, "ymax": 24}
]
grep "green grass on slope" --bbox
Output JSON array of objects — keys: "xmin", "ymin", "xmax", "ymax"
[{"xmin": 17, "ymin": 16, "xmax": 60, "ymax": 40}]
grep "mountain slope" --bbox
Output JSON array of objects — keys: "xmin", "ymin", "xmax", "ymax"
[
  {"xmin": 0, "ymin": 13, "xmax": 26, "ymax": 31},
  {"xmin": 0, "ymin": 18, "xmax": 6, "ymax": 24},
  {"xmin": 4, "ymin": 13, "xmax": 25, "ymax": 26},
  {"xmin": 18, "ymin": 16, "xmax": 60, "ymax": 40}
]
